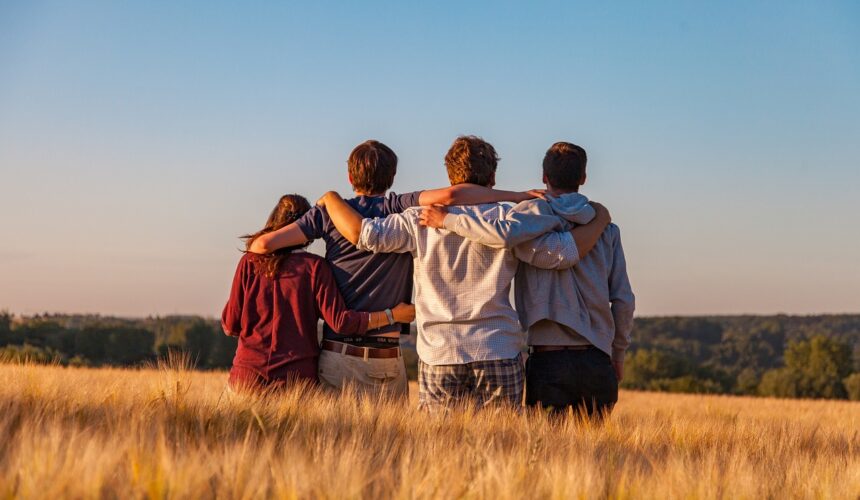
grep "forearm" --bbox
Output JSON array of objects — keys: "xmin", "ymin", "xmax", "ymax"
[
  {"xmin": 321, "ymin": 192, "xmax": 363, "ymax": 245},
  {"xmin": 436, "ymin": 184, "xmax": 532, "ymax": 206},
  {"xmin": 513, "ymin": 231, "xmax": 579, "ymax": 270},
  {"xmin": 248, "ymin": 223, "xmax": 309, "ymax": 254},
  {"xmin": 610, "ymin": 291, "xmax": 635, "ymax": 361},
  {"xmin": 610, "ymin": 304, "xmax": 634, "ymax": 362},
  {"xmin": 570, "ymin": 221, "xmax": 608, "ymax": 258},
  {"xmin": 442, "ymin": 211, "xmax": 563, "ymax": 249},
  {"xmin": 356, "ymin": 215, "xmax": 416, "ymax": 254}
]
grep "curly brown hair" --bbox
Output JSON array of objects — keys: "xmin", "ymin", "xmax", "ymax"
[
  {"xmin": 444, "ymin": 135, "xmax": 499, "ymax": 186},
  {"xmin": 348, "ymin": 140, "xmax": 398, "ymax": 194},
  {"xmin": 242, "ymin": 194, "xmax": 312, "ymax": 278}
]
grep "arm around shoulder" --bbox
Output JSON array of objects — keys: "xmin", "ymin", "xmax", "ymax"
[{"xmin": 248, "ymin": 223, "xmax": 309, "ymax": 254}]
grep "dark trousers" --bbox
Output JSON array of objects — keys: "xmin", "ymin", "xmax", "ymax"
[{"xmin": 525, "ymin": 347, "xmax": 618, "ymax": 418}]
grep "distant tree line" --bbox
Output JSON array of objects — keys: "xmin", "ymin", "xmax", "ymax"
[
  {"xmin": 1, "ymin": 312, "xmax": 859, "ymax": 400},
  {"xmin": 623, "ymin": 315, "xmax": 860, "ymax": 400},
  {"xmin": 0, "ymin": 312, "xmax": 235, "ymax": 369}
]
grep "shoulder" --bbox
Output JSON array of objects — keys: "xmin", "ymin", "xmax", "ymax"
[
  {"xmin": 298, "ymin": 205, "xmax": 324, "ymax": 220},
  {"xmin": 603, "ymin": 222, "xmax": 622, "ymax": 242},
  {"xmin": 292, "ymin": 250, "xmax": 324, "ymax": 264},
  {"xmin": 383, "ymin": 191, "xmax": 421, "ymax": 213},
  {"xmin": 237, "ymin": 252, "xmax": 256, "ymax": 267},
  {"xmin": 289, "ymin": 251, "xmax": 329, "ymax": 276},
  {"xmin": 294, "ymin": 205, "xmax": 326, "ymax": 234},
  {"xmin": 510, "ymin": 198, "xmax": 551, "ymax": 215}
]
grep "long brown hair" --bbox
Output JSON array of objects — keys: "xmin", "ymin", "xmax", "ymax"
[{"xmin": 242, "ymin": 194, "xmax": 312, "ymax": 277}]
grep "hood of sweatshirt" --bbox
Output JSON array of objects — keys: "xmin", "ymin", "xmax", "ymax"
[{"xmin": 545, "ymin": 192, "xmax": 595, "ymax": 225}]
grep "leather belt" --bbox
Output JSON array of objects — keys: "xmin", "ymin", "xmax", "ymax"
[
  {"xmin": 321, "ymin": 340, "xmax": 401, "ymax": 359},
  {"xmin": 531, "ymin": 345, "xmax": 594, "ymax": 353}
]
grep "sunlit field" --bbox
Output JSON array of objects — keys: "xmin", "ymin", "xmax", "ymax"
[{"xmin": 1, "ymin": 361, "xmax": 858, "ymax": 499}]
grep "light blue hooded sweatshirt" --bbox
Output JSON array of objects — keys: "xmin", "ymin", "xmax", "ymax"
[{"xmin": 441, "ymin": 192, "xmax": 635, "ymax": 361}]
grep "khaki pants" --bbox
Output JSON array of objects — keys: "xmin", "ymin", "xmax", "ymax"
[{"xmin": 318, "ymin": 349, "xmax": 408, "ymax": 399}]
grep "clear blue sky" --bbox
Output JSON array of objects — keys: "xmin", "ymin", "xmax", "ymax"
[{"xmin": 1, "ymin": 1, "xmax": 858, "ymax": 317}]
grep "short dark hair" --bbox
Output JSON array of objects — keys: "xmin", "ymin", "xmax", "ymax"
[
  {"xmin": 444, "ymin": 135, "xmax": 499, "ymax": 186},
  {"xmin": 543, "ymin": 142, "xmax": 587, "ymax": 190},
  {"xmin": 348, "ymin": 140, "xmax": 398, "ymax": 194}
]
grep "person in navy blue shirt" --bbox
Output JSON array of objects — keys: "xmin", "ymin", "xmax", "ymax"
[{"xmin": 249, "ymin": 140, "xmax": 541, "ymax": 397}]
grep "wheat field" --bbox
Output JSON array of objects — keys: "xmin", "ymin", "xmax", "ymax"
[{"xmin": 0, "ymin": 360, "xmax": 858, "ymax": 499}]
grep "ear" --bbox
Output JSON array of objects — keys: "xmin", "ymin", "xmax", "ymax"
[
  {"xmin": 542, "ymin": 173, "xmax": 549, "ymax": 188},
  {"xmin": 580, "ymin": 171, "xmax": 587, "ymax": 187},
  {"xmin": 348, "ymin": 173, "xmax": 353, "ymax": 186},
  {"xmin": 488, "ymin": 172, "xmax": 496, "ymax": 188}
]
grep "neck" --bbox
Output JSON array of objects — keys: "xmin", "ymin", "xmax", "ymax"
[
  {"xmin": 355, "ymin": 191, "xmax": 385, "ymax": 197},
  {"xmin": 547, "ymin": 187, "xmax": 579, "ymax": 197}
]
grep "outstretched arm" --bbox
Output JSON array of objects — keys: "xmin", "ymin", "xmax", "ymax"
[
  {"xmin": 418, "ymin": 205, "xmax": 563, "ymax": 249},
  {"xmin": 418, "ymin": 184, "xmax": 545, "ymax": 207},
  {"xmin": 420, "ymin": 202, "xmax": 612, "ymax": 267},
  {"xmin": 317, "ymin": 191, "xmax": 364, "ymax": 245},
  {"xmin": 248, "ymin": 223, "xmax": 309, "ymax": 254}
]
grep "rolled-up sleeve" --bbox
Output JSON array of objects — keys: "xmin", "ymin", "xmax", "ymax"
[
  {"xmin": 357, "ymin": 213, "xmax": 416, "ymax": 254},
  {"xmin": 512, "ymin": 230, "xmax": 580, "ymax": 270}
]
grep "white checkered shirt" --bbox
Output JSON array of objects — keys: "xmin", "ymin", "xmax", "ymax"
[{"xmin": 357, "ymin": 203, "xmax": 579, "ymax": 366}]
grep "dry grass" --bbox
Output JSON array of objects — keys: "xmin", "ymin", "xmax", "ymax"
[{"xmin": 0, "ymin": 360, "xmax": 858, "ymax": 499}]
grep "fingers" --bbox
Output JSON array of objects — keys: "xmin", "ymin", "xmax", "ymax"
[
  {"xmin": 418, "ymin": 206, "xmax": 446, "ymax": 228},
  {"xmin": 590, "ymin": 202, "xmax": 612, "ymax": 224},
  {"xmin": 529, "ymin": 189, "xmax": 548, "ymax": 201}
]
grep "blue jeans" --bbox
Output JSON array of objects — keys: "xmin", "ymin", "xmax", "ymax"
[{"xmin": 525, "ymin": 347, "xmax": 618, "ymax": 418}]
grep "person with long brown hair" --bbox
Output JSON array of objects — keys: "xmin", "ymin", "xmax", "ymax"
[{"xmin": 221, "ymin": 194, "xmax": 415, "ymax": 392}]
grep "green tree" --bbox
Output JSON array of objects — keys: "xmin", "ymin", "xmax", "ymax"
[
  {"xmin": 206, "ymin": 331, "xmax": 237, "ymax": 368},
  {"xmin": 0, "ymin": 344, "xmax": 62, "ymax": 364},
  {"xmin": 759, "ymin": 336, "xmax": 852, "ymax": 399},
  {"xmin": 624, "ymin": 349, "xmax": 690, "ymax": 389},
  {"xmin": 74, "ymin": 327, "xmax": 107, "ymax": 363},
  {"xmin": 758, "ymin": 368, "xmax": 802, "ymax": 398},
  {"xmin": 73, "ymin": 326, "xmax": 154, "ymax": 366},
  {"xmin": 734, "ymin": 367, "xmax": 760, "ymax": 394},
  {"xmin": 0, "ymin": 311, "xmax": 11, "ymax": 345},
  {"xmin": 842, "ymin": 373, "xmax": 860, "ymax": 401}
]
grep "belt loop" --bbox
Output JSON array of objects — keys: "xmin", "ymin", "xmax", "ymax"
[
  {"xmin": 340, "ymin": 342, "xmax": 347, "ymax": 355},
  {"xmin": 363, "ymin": 346, "xmax": 369, "ymax": 362}
]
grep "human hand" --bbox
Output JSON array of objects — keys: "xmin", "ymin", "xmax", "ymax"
[
  {"xmin": 522, "ymin": 189, "xmax": 548, "ymax": 201},
  {"xmin": 392, "ymin": 303, "xmax": 416, "ymax": 323},
  {"xmin": 418, "ymin": 205, "xmax": 449, "ymax": 229},
  {"xmin": 612, "ymin": 359, "xmax": 624, "ymax": 382},
  {"xmin": 590, "ymin": 202, "xmax": 612, "ymax": 226}
]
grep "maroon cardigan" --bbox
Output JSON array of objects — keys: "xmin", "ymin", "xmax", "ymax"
[{"xmin": 221, "ymin": 251, "xmax": 369, "ymax": 381}]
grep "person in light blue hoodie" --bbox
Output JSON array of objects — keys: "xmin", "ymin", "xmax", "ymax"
[{"xmin": 419, "ymin": 141, "xmax": 635, "ymax": 418}]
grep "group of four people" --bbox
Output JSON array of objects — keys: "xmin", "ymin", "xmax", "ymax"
[{"xmin": 222, "ymin": 136, "xmax": 634, "ymax": 417}]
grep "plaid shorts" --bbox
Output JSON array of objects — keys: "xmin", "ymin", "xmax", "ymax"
[{"xmin": 418, "ymin": 353, "xmax": 524, "ymax": 412}]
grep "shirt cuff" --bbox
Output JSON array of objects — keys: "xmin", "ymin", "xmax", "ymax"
[
  {"xmin": 442, "ymin": 213, "xmax": 459, "ymax": 231},
  {"xmin": 560, "ymin": 231, "xmax": 580, "ymax": 266},
  {"xmin": 356, "ymin": 219, "xmax": 376, "ymax": 251},
  {"xmin": 359, "ymin": 312, "xmax": 371, "ymax": 334}
]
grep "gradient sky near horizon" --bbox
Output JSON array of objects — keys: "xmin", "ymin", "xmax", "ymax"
[{"xmin": 1, "ymin": 1, "xmax": 859, "ymax": 318}]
